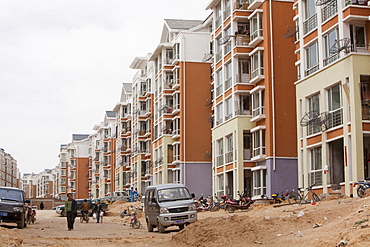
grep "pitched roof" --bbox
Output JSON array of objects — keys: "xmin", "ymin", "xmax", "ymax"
[
  {"xmin": 164, "ymin": 19, "xmax": 203, "ymax": 30},
  {"xmin": 72, "ymin": 134, "xmax": 89, "ymax": 141}
]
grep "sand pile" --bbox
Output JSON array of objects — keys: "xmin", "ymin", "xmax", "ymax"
[{"xmin": 0, "ymin": 227, "xmax": 23, "ymax": 246}]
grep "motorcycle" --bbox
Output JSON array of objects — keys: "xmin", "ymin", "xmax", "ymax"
[
  {"xmin": 210, "ymin": 195, "xmax": 226, "ymax": 212},
  {"xmin": 224, "ymin": 192, "xmax": 254, "ymax": 213},
  {"xmin": 353, "ymin": 179, "xmax": 370, "ymax": 198},
  {"xmin": 130, "ymin": 213, "xmax": 141, "ymax": 229},
  {"xmin": 271, "ymin": 191, "xmax": 290, "ymax": 204},
  {"xmin": 27, "ymin": 206, "xmax": 36, "ymax": 224},
  {"xmin": 195, "ymin": 194, "xmax": 211, "ymax": 212}
]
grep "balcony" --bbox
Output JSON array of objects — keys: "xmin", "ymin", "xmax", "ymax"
[
  {"xmin": 243, "ymin": 149, "xmax": 252, "ymax": 160},
  {"xmin": 251, "ymin": 106, "xmax": 265, "ymax": 122},
  {"xmin": 224, "ymin": 42, "xmax": 232, "ymax": 55},
  {"xmin": 326, "ymin": 108, "xmax": 343, "ymax": 129},
  {"xmin": 172, "ymin": 129, "xmax": 180, "ymax": 139},
  {"xmin": 250, "ymin": 67, "xmax": 265, "ymax": 84},
  {"xmin": 303, "ymin": 14, "xmax": 317, "ymax": 35},
  {"xmin": 248, "ymin": 0, "xmax": 264, "ymax": 10},
  {"xmin": 235, "ymin": 34, "xmax": 250, "ymax": 46},
  {"xmin": 216, "ymin": 84, "xmax": 223, "ymax": 97},
  {"xmin": 215, "ymin": 51, "xmax": 222, "ymax": 63},
  {"xmin": 215, "ymin": 16, "xmax": 222, "ymax": 29},
  {"xmin": 133, "ymin": 70, "xmax": 146, "ymax": 82},
  {"xmin": 323, "ymin": 53, "xmax": 339, "ymax": 66},
  {"xmin": 249, "ymin": 29, "xmax": 263, "ymax": 47}
]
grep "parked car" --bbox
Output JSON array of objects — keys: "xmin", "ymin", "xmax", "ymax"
[
  {"xmin": 55, "ymin": 205, "xmax": 65, "ymax": 217},
  {"xmin": 0, "ymin": 186, "xmax": 30, "ymax": 229}
]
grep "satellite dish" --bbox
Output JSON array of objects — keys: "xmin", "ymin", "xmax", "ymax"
[
  {"xmin": 329, "ymin": 38, "xmax": 351, "ymax": 55},
  {"xmin": 202, "ymin": 53, "xmax": 213, "ymax": 62},
  {"xmin": 300, "ymin": 111, "xmax": 319, "ymax": 127},
  {"xmin": 221, "ymin": 35, "xmax": 231, "ymax": 45},
  {"xmin": 315, "ymin": 0, "xmax": 335, "ymax": 6},
  {"xmin": 283, "ymin": 26, "xmax": 298, "ymax": 39}
]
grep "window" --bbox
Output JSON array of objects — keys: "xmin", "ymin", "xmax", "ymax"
[
  {"xmin": 303, "ymin": 0, "xmax": 317, "ymax": 35},
  {"xmin": 252, "ymin": 129, "xmax": 266, "ymax": 157},
  {"xmin": 309, "ymin": 146, "xmax": 322, "ymax": 186},
  {"xmin": 165, "ymin": 49, "xmax": 173, "ymax": 64},
  {"xmin": 237, "ymin": 58, "xmax": 250, "ymax": 83},
  {"xmin": 252, "ymin": 89, "xmax": 265, "ymax": 118},
  {"xmin": 305, "ymin": 42, "xmax": 319, "ymax": 76},
  {"xmin": 236, "ymin": 94, "xmax": 251, "ymax": 115},
  {"xmin": 226, "ymin": 134, "xmax": 233, "ymax": 163},
  {"xmin": 323, "ymin": 28, "xmax": 338, "ymax": 66},
  {"xmin": 224, "ymin": 0, "xmax": 231, "ymax": 19},
  {"xmin": 215, "ymin": 36, "xmax": 222, "ymax": 62},
  {"xmin": 253, "ymin": 169, "xmax": 266, "ymax": 197},
  {"xmin": 225, "ymin": 97, "xmax": 233, "ymax": 120},
  {"xmin": 215, "ymin": 3, "xmax": 222, "ymax": 28},
  {"xmin": 216, "ymin": 139, "xmax": 224, "ymax": 167},
  {"xmin": 250, "ymin": 12, "xmax": 263, "ymax": 42},
  {"xmin": 225, "ymin": 62, "xmax": 232, "ymax": 89},
  {"xmin": 327, "ymin": 84, "xmax": 343, "ymax": 128},
  {"xmin": 243, "ymin": 132, "xmax": 252, "ymax": 160},
  {"xmin": 216, "ymin": 69, "xmax": 223, "ymax": 97},
  {"xmin": 251, "ymin": 50, "xmax": 264, "ymax": 81},
  {"xmin": 224, "ymin": 26, "xmax": 232, "ymax": 55},
  {"xmin": 216, "ymin": 102, "xmax": 224, "ymax": 125},
  {"xmin": 217, "ymin": 174, "xmax": 224, "ymax": 197},
  {"xmin": 351, "ymin": 25, "xmax": 366, "ymax": 51},
  {"xmin": 307, "ymin": 93, "xmax": 320, "ymax": 135}
]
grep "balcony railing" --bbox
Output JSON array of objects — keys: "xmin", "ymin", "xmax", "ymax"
[
  {"xmin": 323, "ymin": 53, "xmax": 339, "ymax": 66},
  {"xmin": 250, "ymin": 29, "xmax": 263, "ymax": 42},
  {"xmin": 326, "ymin": 108, "xmax": 343, "ymax": 129},
  {"xmin": 225, "ymin": 151, "xmax": 233, "ymax": 163},
  {"xmin": 224, "ymin": 42, "xmax": 232, "ymax": 55},
  {"xmin": 216, "ymin": 84, "xmax": 223, "ymax": 97},
  {"xmin": 243, "ymin": 149, "xmax": 251, "ymax": 160},
  {"xmin": 252, "ymin": 106, "xmax": 265, "ymax": 117},
  {"xmin": 216, "ymin": 155, "xmax": 224, "ymax": 167},
  {"xmin": 253, "ymin": 146, "xmax": 265, "ymax": 157},
  {"xmin": 303, "ymin": 13, "xmax": 317, "ymax": 35},
  {"xmin": 251, "ymin": 67, "xmax": 264, "ymax": 79},
  {"xmin": 235, "ymin": 73, "xmax": 251, "ymax": 84},
  {"xmin": 225, "ymin": 77, "xmax": 232, "ymax": 90},
  {"xmin": 305, "ymin": 64, "xmax": 319, "ymax": 76},
  {"xmin": 322, "ymin": 0, "xmax": 337, "ymax": 22},
  {"xmin": 235, "ymin": 35, "xmax": 250, "ymax": 46}
]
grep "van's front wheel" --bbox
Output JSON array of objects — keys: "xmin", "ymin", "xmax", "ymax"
[{"xmin": 157, "ymin": 220, "xmax": 165, "ymax": 233}]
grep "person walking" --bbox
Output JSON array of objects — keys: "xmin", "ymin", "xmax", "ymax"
[
  {"xmin": 94, "ymin": 200, "xmax": 103, "ymax": 223},
  {"xmin": 40, "ymin": 202, "xmax": 44, "ymax": 210},
  {"xmin": 129, "ymin": 187, "xmax": 134, "ymax": 202},
  {"xmin": 65, "ymin": 193, "xmax": 77, "ymax": 231}
]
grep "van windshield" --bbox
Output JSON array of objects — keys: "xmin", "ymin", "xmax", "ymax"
[
  {"xmin": 0, "ymin": 188, "xmax": 24, "ymax": 202},
  {"xmin": 157, "ymin": 187, "xmax": 191, "ymax": 202}
]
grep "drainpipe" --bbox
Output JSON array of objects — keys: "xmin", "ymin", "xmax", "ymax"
[
  {"xmin": 182, "ymin": 34, "xmax": 187, "ymax": 185},
  {"xmin": 269, "ymin": 0, "xmax": 276, "ymax": 171}
]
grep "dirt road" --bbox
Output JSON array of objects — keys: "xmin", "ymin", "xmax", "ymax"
[{"xmin": 12, "ymin": 210, "xmax": 179, "ymax": 247}]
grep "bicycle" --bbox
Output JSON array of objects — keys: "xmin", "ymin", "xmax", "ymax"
[
  {"xmin": 80, "ymin": 211, "xmax": 89, "ymax": 223},
  {"xmin": 287, "ymin": 184, "xmax": 321, "ymax": 204}
]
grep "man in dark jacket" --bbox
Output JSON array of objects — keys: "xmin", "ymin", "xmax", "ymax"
[{"xmin": 65, "ymin": 193, "xmax": 77, "ymax": 231}]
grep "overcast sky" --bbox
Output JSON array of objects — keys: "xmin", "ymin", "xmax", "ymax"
[{"xmin": 0, "ymin": 0, "xmax": 211, "ymax": 174}]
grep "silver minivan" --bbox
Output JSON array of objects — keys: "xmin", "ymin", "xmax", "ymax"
[{"xmin": 144, "ymin": 183, "xmax": 197, "ymax": 233}]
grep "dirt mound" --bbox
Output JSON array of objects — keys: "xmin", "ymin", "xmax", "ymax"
[
  {"xmin": 108, "ymin": 201, "xmax": 141, "ymax": 214},
  {"xmin": 171, "ymin": 197, "xmax": 370, "ymax": 247},
  {"xmin": 0, "ymin": 227, "xmax": 23, "ymax": 246}
]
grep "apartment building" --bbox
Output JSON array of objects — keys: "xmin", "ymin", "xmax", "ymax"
[
  {"xmin": 90, "ymin": 112, "xmax": 117, "ymax": 198},
  {"xmin": 23, "ymin": 172, "xmax": 37, "ymax": 198},
  {"xmin": 65, "ymin": 134, "xmax": 90, "ymax": 199},
  {"xmin": 206, "ymin": 0, "xmax": 298, "ymax": 199},
  {"xmin": 0, "ymin": 148, "xmax": 19, "ymax": 188},
  {"xmin": 129, "ymin": 18, "xmax": 214, "ymax": 197},
  {"xmin": 129, "ymin": 56, "xmax": 153, "ymax": 194},
  {"xmin": 36, "ymin": 169, "xmax": 53, "ymax": 198},
  {"xmin": 113, "ymin": 83, "xmax": 133, "ymax": 193},
  {"xmin": 295, "ymin": 0, "xmax": 370, "ymax": 196}
]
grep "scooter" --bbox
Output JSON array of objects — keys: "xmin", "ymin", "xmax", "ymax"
[
  {"xmin": 271, "ymin": 191, "xmax": 290, "ymax": 204},
  {"xmin": 225, "ymin": 195, "xmax": 254, "ymax": 213},
  {"xmin": 353, "ymin": 178, "xmax": 370, "ymax": 198},
  {"xmin": 210, "ymin": 195, "xmax": 226, "ymax": 212}
]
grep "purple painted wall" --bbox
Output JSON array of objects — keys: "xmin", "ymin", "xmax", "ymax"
[
  {"xmin": 266, "ymin": 158, "xmax": 298, "ymax": 197},
  {"xmin": 181, "ymin": 162, "xmax": 212, "ymax": 198}
]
